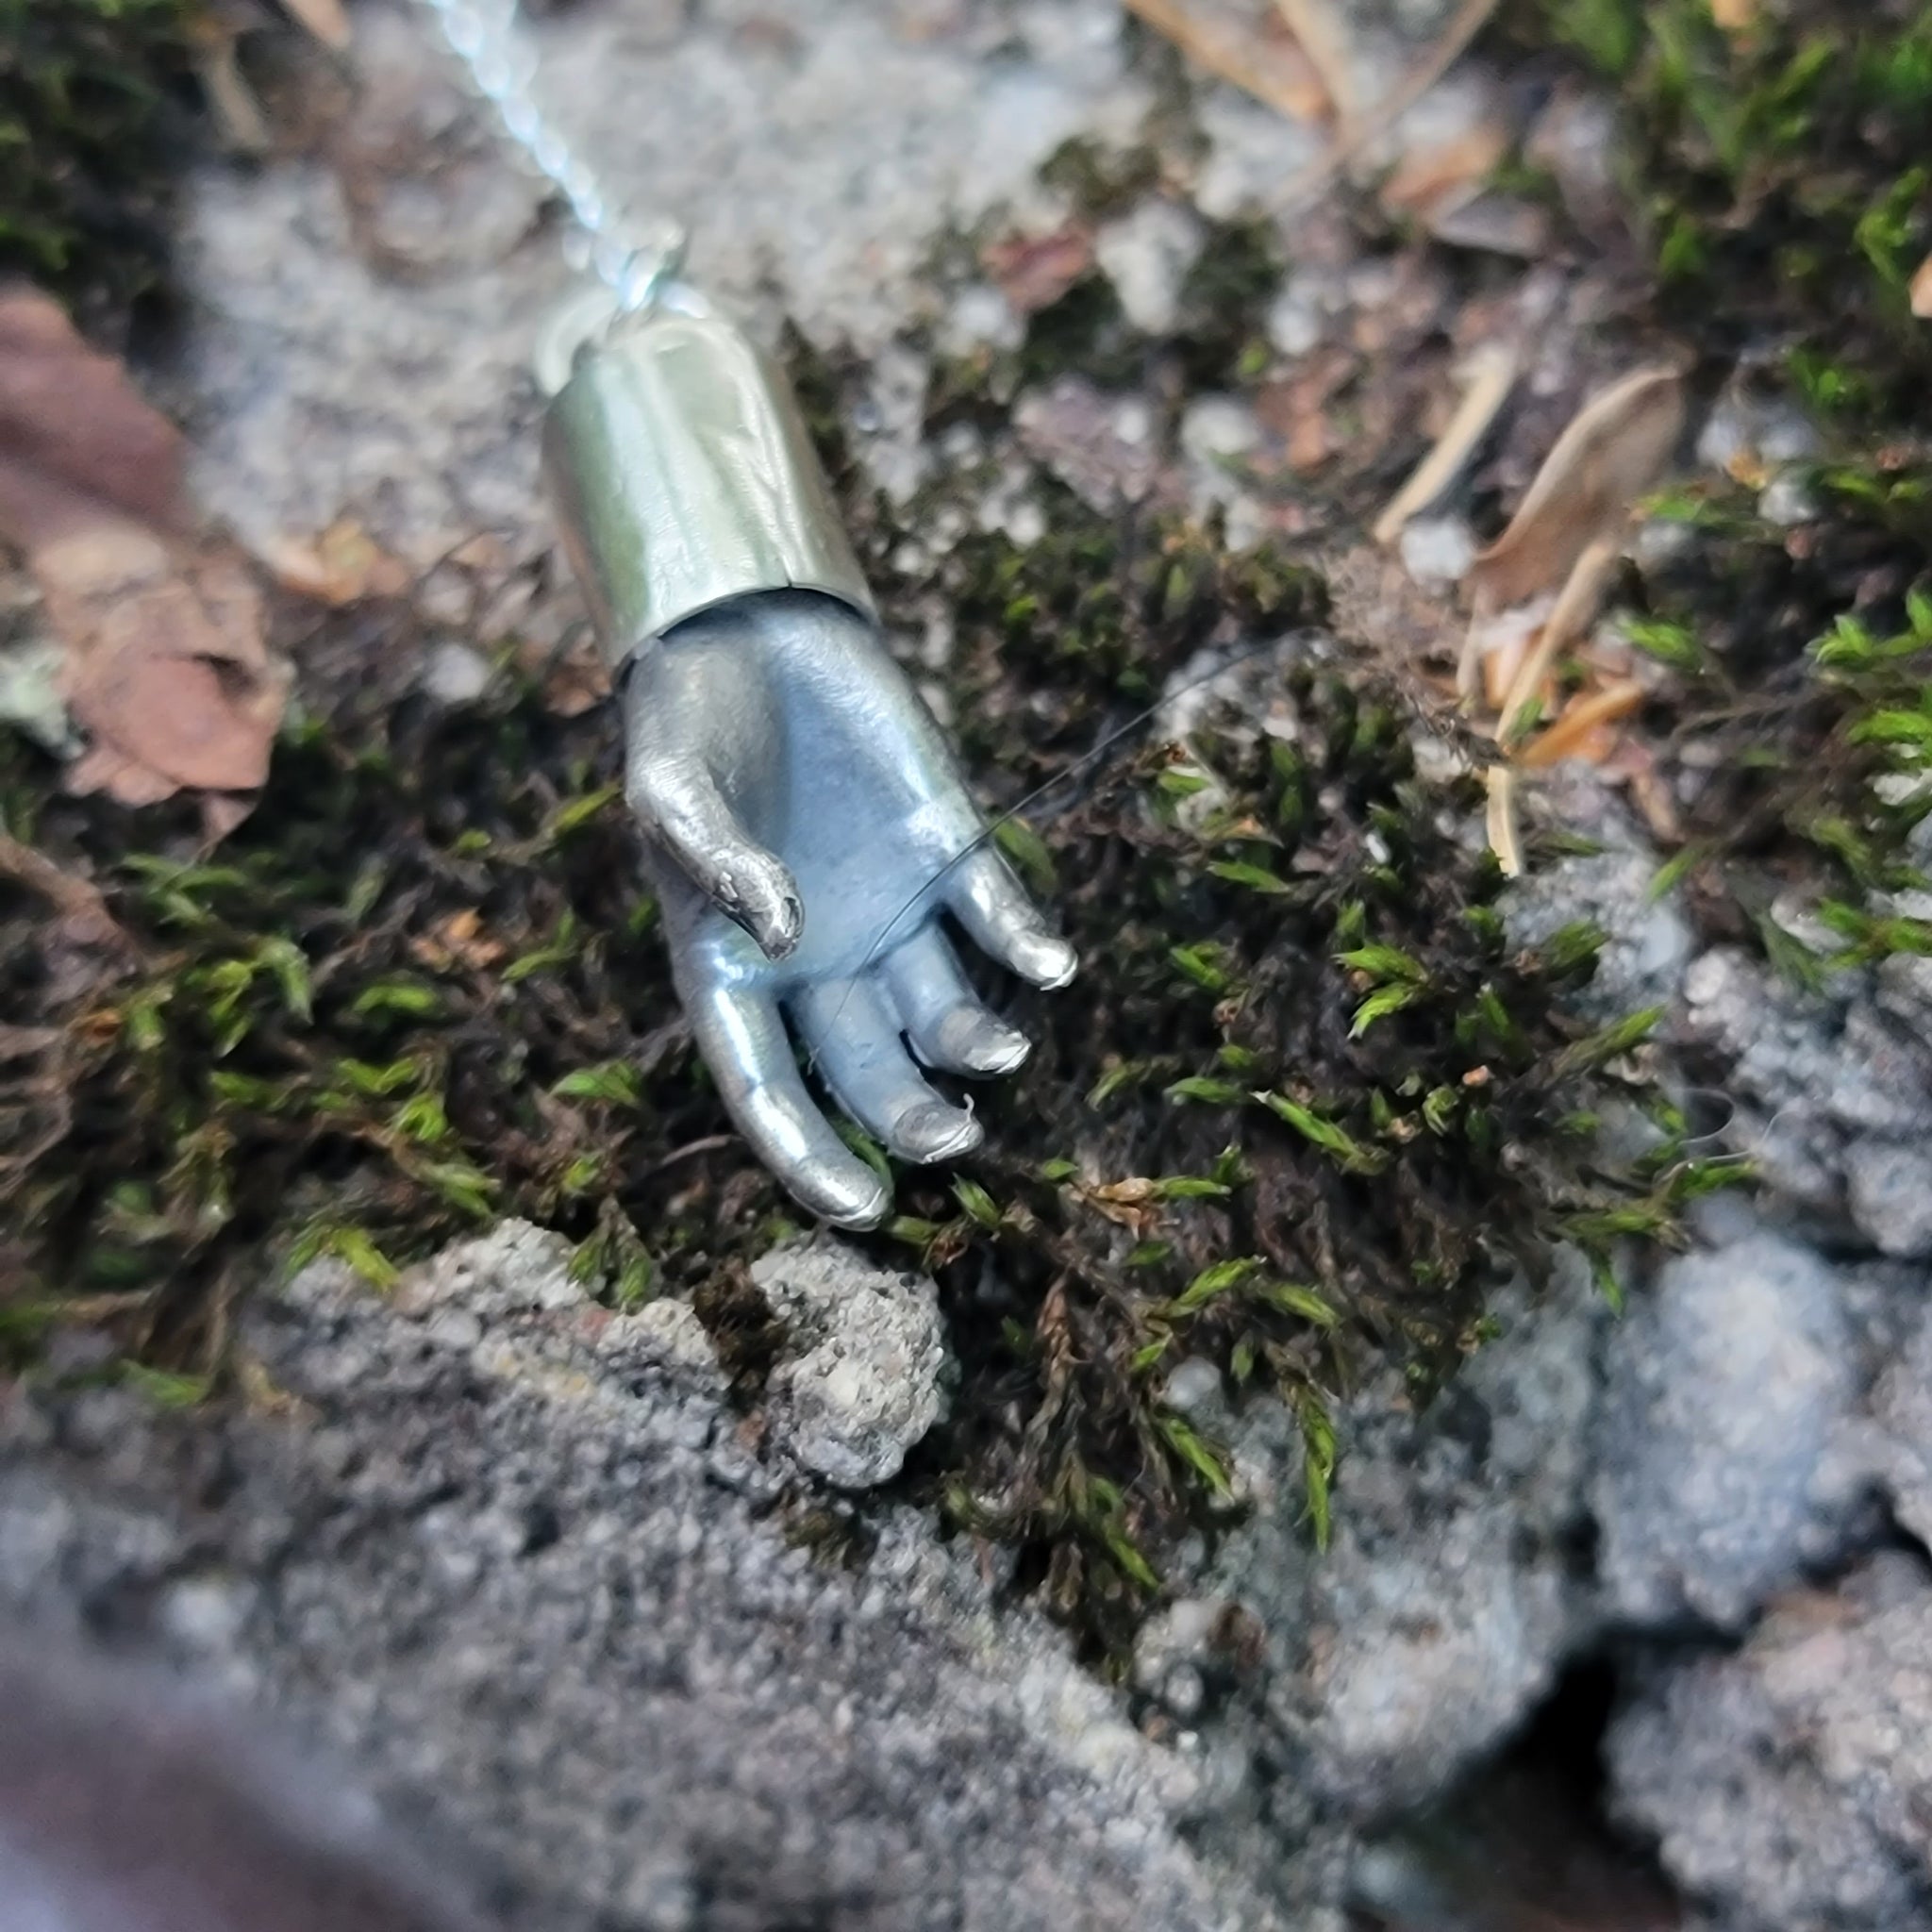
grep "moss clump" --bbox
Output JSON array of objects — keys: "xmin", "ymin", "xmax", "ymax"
[
  {"xmin": 1507, "ymin": 0, "xmax": 1932, "ymax": 969},
  {"xmin": 0, "ymin": 664, "xmax": 800, "ymax": 1375},
  {"xmin": 847, "ymin": 488, "xmax": 1718, "ymax": 1656},
  {"xmin": 1037, "ymin": 135, "xmax": 1165, "ymax": 223},
  {"xmin": 1, "ymin": 0, "xmax": 200, "ymax": 323},
  {"xmin": 1511, "ymin": 0, "xmax": 1932, "ymax": 422},
  {"xmin": 1171, "ymin": 215, "xmax": 1282, "ymax": 389}
]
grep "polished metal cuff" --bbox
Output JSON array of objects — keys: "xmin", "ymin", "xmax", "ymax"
[{"xmin": 541, "ymin": 299, "xmax": 876, "ymax": 671}]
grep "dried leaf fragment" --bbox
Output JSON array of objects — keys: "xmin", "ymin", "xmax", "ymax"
[
  {"xmin": 1274, "ymin": 0, "xmax": 1358, "ymax": 125},
  {"xmin": 1496, "ymin": 533, "xmax": 1623, "ymax": 746},
  {"xmin": 1913, "ymin": 252, "xmax": 1932, "ymax": 321},
  {"xmin": 279, "ymin": 0, "xmax": 354, "ymax": 49},
  {"xmin": 1124, "ymin": 0, "xmax": 1330, "ymax": 125},
  {"xmin": 981, "ymin": 226, "xmax": 1096, "ymax": 316},
  {"xmin": 1518, "ymin": 676, "xmax": 1645, "ymax": 770},
  {"xmin": 0, "ymin": 290, "xmax": 286, "ymax": 815},
  {"xmin": 1467, "ymin": 364, "xmax": 1686, "ymax": 611}
]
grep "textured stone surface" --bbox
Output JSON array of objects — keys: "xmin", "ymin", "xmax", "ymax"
[
  {"xmin": 1844, "ymin": 1139, "xmax": 1932, "ymax": 1259},
  {"xmin": 1682, "ymin": 943, "xmax": 1932, "ymax": 1218},
  {"xmin": 1191, "ymin": 1256, "xmax": 1605, "ymax": 1817},
  {"xmin": 1502, "ymin": 804, "xmax": 1694, "ymax": 1024},
  {"xmin": 754, "ymin": 1241, "xmax": 951, "ymax": 1489},
  {"xmin": 0, "ymin": 1252, "xmax": 1280, "ymax": 1932},
  {"xmin": 1609, "ymin": 1555, "xmax": 1932, "ymax": 1932},
  {"xmin": 1865, "ymin": 1297, "xmax": 1932, "ymax": 1551},
  {"xmin": 176, "ymin": 0, "xmax": 1162, "ymax": 573},
  {"xmin": 1591, "ymin": 1227, "xmax": 1857, "ymax": 1630}
]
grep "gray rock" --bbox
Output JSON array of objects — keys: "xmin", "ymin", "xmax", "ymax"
[
  {"xmin": 1202, "ymin": 1256, "xmax": 1604, "ymax": 1815},
  {"xmin": 1845, "ymin": 1141, "xmax": 1932, "ymax": 1258},
  {"xmin": 421, "ymin": 640, "xmax": 493, "ymax": 706},
  {"xmin": 1609, "ymin": 1554, "xmax": 1932, "ymax": 1932},
  {"xmin": 0, "ymin": 1629, "xmax": 494, "ymax": 1932},
  {"xmin": 1093, "ymin": 198, "xmax": 1205, "ymax": 336},
  {"xmin": 753, "ymin": 1241, "xmax": 951, "ymax": 1490},
  {"xmin": 1591, "ymin": 1228, "xmax": 1857, "ymax": 1630},
  {"xmin": 178, "ymin": 0, "xmax": 1157, "ymax": 574},
  {"xmin": 1682, "ymin": 945, "xmax": 1932, "ymax": 1219},
  {"xmin": 1503, "ymin": 835, "xmax": 1693, "ymax": 1023},
  {"xmin": 0, "ymin": 1243, "xmax": 1282, "ymax": 1932},
  {"xmin": 1865, "ymin": 1302, "xmax": 1932, "ymax": 1549}
]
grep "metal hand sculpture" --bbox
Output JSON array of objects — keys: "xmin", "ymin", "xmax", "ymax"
[{"xmin": 542, "ymin": 290, "xmax": 1074, "ymax": 1226}]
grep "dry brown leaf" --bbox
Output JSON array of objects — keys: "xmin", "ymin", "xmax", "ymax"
[
  {"xmin": 1124, "ymin": 0, "xmax": 1330, "ymax": 125},
  {"xmin": 1274, "ymin": 0, "xmax": 1358, "ymax": 125},
  {"xmin": 516, "ymin": 633, "xmax": 614, "ymax": 719},
  {"xmin": 1517, "ymin": 676, "xmax": 1644, "ymax": 770},
  {"xmin": 408, "ymin": 908, "xmax": 508, "ymax": 973},
  {"xmin": 1374, "ymin": 341, "xmax": 1518, "ymax": 546},
  {"xmin": 1078, "ymin": 1177, "xmax": 1161, "ymax": 1233},
  {"xmin": 1478, "ymin": 620, "xmax": 1536, "ymax": 710},
  {"xmin": 1276, "ymin": 0, "xmax": 1503, "ymax": 212},
  {"xmin": 981, "ymin": 226, "xmax": 1096, "ymax": 316},
  {"xmin": 0, "ymin": 290, "xmax": 286, "ymax": 813},
  {"xmin": 1467, "ymin": 364, "xmax": 1686, "ymax": 611},
  {"xmin": 1913, "ymin": 252, "xmax": 1932, "ymax": 320},
  {"xmin": 264, "ymin": 517, "xmax": 410, "ymax": 606},
  {"xmin": 1376, "ymin": 123, "xmax": 1509, "ymax": 224}
]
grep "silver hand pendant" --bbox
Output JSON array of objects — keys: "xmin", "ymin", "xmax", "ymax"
[{"xmin": 539, "ymin": 290, "xmax": 1075, "ymax": 1228}]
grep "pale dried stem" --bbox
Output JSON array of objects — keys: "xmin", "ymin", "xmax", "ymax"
[
  {"xmin": 1279, "ymin": 0, "xmax": 1504, "ymax": 210},
  {"xmin": 1496, "ymin": 534, "xmax": 1622, "ymax": 746},
  {"xmin": 1374, "ymin": 341, "xmax": 1519, "ymax": 547}
]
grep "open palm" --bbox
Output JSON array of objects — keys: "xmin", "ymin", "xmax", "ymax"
[{"xmin": 625, "ymin": 590, "xmax": 1075, "ymax": 1227}]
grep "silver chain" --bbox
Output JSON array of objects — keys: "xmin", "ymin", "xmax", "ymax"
[{"xmin": 417, "ymin": 0, "xmax": 688, "ymax": 311}]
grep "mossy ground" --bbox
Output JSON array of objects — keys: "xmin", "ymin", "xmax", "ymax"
[
  {"xmin": 0, "ymin": 424, "xmax": 1707, "ymax": 1662},
  {"xmin": 1504, "ymin": 0, "xmax": 1932, "ymax": 973},
  {"xmin": 0, "ymin": 0, "xmax": 200, "ymax": 328},
  {"xmin": 2, "ymin": 0, "xmax": 1850, "ymax": 1655}
]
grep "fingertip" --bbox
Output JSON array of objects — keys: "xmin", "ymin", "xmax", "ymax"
[
  {"xmin": 749, "ymin": 881, "xmax": 806, "ymax": 961},
  {"xmin": 724, "ymin": 858, "xmax": 804, "ymax": 960},
  {"xmin": 1012, "ymin": 931, "xmax": 1078, "ymax": 991},
  {"xmin": 892, "ymin": 1101, "xmax": 984, "ymax": 1164},
  {"xmin": 934, "ymin": 1008, "xmax": 1032, "ymax": 1076},
  {"xmin": 814, "ymin": 1167, "xmax": 894, "ymax": 1230}
]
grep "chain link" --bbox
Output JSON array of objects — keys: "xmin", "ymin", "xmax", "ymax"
[{"xmin": 416, "ymin": 0, "xmax": 687, "ymax": 311}]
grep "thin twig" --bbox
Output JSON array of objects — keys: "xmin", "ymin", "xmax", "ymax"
[
  {"xmin": 1518, "ymin": 677, "xmax": 1645, "ymax": 770},
  {"xmin": 1497, "ymin": 535, "xmax": 1623, "ymax": 746}
]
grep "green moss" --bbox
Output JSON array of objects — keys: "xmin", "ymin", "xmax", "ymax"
[
  {"xmin": 1510, "ymin": 0, "xmax": 1932, "ymax": 423},
  {"xmin": 844, "ymin": 480, "xmax": 1710, "ymax": 1657},
  {"xmin": 0, "ymin": 0, "xmax": 200, "ymax": 321},
  {"xmin": 1037, "ymin": 135, "xmax": 1164, "ymax": 222},
  {"xmin": 1172, "ymin": 215, "xmax": 1283, "ymax": 389},
  {"xmin": 0, "ymin": 661, "xmax": 774, "ymax": 1377}
]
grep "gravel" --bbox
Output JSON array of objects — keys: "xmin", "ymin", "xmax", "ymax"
[{"xmin": 753, "ymin": 1241, "xmax": 951, "ymax": 1489}]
